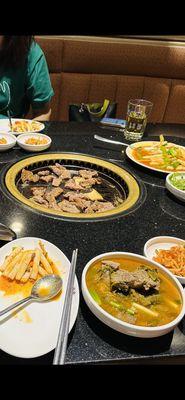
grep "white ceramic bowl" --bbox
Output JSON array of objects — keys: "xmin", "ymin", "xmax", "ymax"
[
  {"xmin": 144, "ymin": 236, "xmax": 185, "ymax": 285},
  {"xmin": 17, "ymin": 133, "xmax": 51, "ymax": 152},
  {"xmin": 0, "ymin": 133, "xmax": 16, "ymax": 151},
  {"xmin": 81, "ymin": 251, "xmax": 185, "ymax": 338},
  {"xmin": 166, "ymin": 173, "xmax": 185, "ymax": 202}
]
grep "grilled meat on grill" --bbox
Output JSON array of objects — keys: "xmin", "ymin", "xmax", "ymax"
[{"xmin": 20, "ymin": 163, "xmax": 121, "ymax": 214}]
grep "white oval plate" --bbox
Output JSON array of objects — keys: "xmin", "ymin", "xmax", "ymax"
[
  {"xmin": 0, "ymin": 119, "xmax": 45, "ymax": 135},
  {"xmin": 0, "ymin": 237, "xmax": 79, "ymax": 358},
  {"xmin": 144, "ymin": 236, "xmax": 185, "ymax": 285},
  {"xmin": 17, "ymin": 133, "xmax": 51, "ymax": 152},
  {"xmin": 126, "ymin": 141, "xmax": 185, "ymax": 174},
  {"xmin": 0, "ymin": 133, "xmax": 16, "ymax": 151}
]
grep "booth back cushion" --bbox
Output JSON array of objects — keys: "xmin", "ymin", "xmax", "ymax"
[{"xmin": 34, "ymin": 36, "xmax": 185, "ymax": 123}]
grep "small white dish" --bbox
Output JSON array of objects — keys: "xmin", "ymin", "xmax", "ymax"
[
  {"xmin": 0, "ymin": 133, "xmax": 16, "ymax": 151},
  {"xmin": 166, "ymin": 173, "xmax": 185, "ymax": 202},
  {"xmin": 17, "ymin": 133, "xmax": 51, "ymax": 152},
  {"xmin": 144, "ymin": 236, "xmax": 185, "ymax": 285},
  {"xmin": 82, "ymin": 251, "xmax": 185, "ymax": 338}
]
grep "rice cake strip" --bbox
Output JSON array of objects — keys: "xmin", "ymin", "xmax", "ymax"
[
  {"xmin": 39, "ymin": 241, "xmax": 52, "ymax": 265},
  {"xmin": 3, "ymin": 251, "xmax": 24, "ymax": 277},
  {"xmin": 8, "ymin": 253, "xmax": 27, "ymax": 281},
  {"xmin": 39, "ymin": 241, "xmax": 47, "ymax": 256},
  {"xmin": 0, "ymin": 247, "xmax": 22, "ymax": 272},
  {"xmin": 39, "ymin": 241, "xmax": 54, "ymax": 270},
  {"xmin": 30, "ymin": 248, "xmax": 40, "ymax": 280},
  {"xmin": 20, "ymin": 271, "xmax": 31, "ymax": 283},
  {"xmin": 15, "ymin": 252, "xmax": 34, "ymax": 281},
  {"xmin": 8, "ymin": 250, "xmax": 34, "ymax": 281},
  {"xmin": 38, "ymin": 265, "xmax": 48, "ymax": 277},
  {"xmin": 40, "ymin": 252, "xmax": 53, "ymax": 274}
]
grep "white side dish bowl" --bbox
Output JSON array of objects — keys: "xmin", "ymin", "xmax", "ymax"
[
  {"xmin": 0, "ymin": 133, "xmax": 16, "ymax": 151},
  {"xmin": 17, "ymin": 133, "xmax": 51, "ymax": 152},
  {"xmin": 166, "ymin": 172, "xmax": 185, "ymax": 202},
  {"xmin": 82, "ymin": 251, "xmax": 185, "ymax": 338},
  {"xmin": 144, "ymin": 236, "xmax": 185, "ymax": 285}
]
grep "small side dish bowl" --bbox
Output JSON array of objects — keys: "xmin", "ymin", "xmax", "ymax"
[
  {"xmin": 144, "ymin": 236, "xmax": 185, "ymax": 285},
  {"xmin": 0, "ymin": 133, "xmax": 16, "ymax": 151},
  {"xmin": 81, "ymin": 251, "xmax": 185, "ymax": 338},
  {"xmin": 166, "ymin": 172, "xmax": 185, "ymax": 202},
  {"xmin": 17, "ymin": 133, "xmax": 51, "ymax": 152}
]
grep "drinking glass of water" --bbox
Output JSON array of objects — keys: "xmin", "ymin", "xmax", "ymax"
[{"xmin": 124, "ymin": 99, "xmax": 153, "ymax": 141}]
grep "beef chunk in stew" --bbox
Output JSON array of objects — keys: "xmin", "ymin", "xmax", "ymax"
[{"xmin": 110, "ymin": 267, "xmax": 160, "ymax": 294}]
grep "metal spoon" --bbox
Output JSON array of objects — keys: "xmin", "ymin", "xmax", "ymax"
[
  {"xmin": 94, "ymin": 134, "xmax": 129, "ymax": 147},
  {"xmin": 0, "ymin": 274, "xmax": 62, "ymax": 317},
  {"xmin": 0, "ymin": 223, "xmax": 16, "ymax": 241}
]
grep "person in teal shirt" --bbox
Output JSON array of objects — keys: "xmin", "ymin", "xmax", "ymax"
[{"xmin": 0, "ymin": 36, "xmax": 54, "ymax": 120}]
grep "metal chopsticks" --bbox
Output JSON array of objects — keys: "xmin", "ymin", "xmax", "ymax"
[
  {"xmin": 7, "ymin": 109, "xmax": 12, "ymax": 132},
  {"xmin": 53, "ymin": 248, "xmax": 78, "ymax": 365}
]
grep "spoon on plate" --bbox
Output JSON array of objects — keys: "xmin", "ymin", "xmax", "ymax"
[{"xmin": 0, "ymin": 274, "xmax": 63, "ymax": 317}]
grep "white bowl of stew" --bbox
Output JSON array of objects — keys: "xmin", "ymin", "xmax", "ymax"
[{"xmin": 81, "ymin": 252, "xmax": 185, "ymax": 338}]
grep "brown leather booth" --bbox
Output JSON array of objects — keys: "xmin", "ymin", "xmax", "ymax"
[{"xmin": 34, "ymin": 36, "xmax": 185, "ymax": 124}]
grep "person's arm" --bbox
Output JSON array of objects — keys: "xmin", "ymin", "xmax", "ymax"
[
  {"xmin": 26, "ymin": 42, "xmax": 54, "ymax": 121},
  {"xmin": 32, "ymin": 101, "xmax": 51, "ymax": 121}
]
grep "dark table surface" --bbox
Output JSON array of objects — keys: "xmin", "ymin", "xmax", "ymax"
[{"xmin": 0, "ymin": 121, "xmax": 185, "ymax": 365}]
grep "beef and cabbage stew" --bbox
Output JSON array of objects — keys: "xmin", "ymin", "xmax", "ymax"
[
  {"xmin": 86, "ymin": 257, "xmax": 182, "ymax": 327},
  {"xmin": 18, "ymin": 164, "xmax": 125, "ymax": 214}
]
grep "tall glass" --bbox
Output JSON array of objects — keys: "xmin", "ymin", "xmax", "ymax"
[{"xmin": 124, "ymin": 99, "xmax": 153, "ymax": 141}]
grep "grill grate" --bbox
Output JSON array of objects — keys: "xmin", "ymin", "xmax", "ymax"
[{"xmin": 3, "ymin": 153, "xmax": 142, "ymax": 221}]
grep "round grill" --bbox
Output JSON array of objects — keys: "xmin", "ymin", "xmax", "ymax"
[{"xmin": 3, "ymin": 153, "xmax": 142, "ymax": 221}]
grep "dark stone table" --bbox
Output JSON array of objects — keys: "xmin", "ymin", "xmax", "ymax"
[{"xmin": 0, "ymin": 121, "xmax": 185, "ymax": 365}]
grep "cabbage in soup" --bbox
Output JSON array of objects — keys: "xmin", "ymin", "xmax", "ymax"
[{"xmin": 86, "ymin": 257, "xmax": 182, "ymax": 327}]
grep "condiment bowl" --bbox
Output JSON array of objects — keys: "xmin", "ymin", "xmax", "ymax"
[
  {"xmin": 0, "ymin": 133, "xmax": 16, "ymax": 151},
  {"xmin": 17, "ymin": 133, "xmax": 51, "ymax": 152},
  {"xmin": 81, "ymin": 251, "xmax": 185, "ymax": 338},
  {"xmin": 144, "ymin": 236, "xmax": 185, "ymax": 285},
  {"xmin": 166, "ymin": 172, "xmax": 185, "ymax": 202}
]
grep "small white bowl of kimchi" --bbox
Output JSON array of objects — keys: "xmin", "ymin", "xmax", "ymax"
[
  {"xmin": 17, "ymin": 133, "xmax": 51, "ymax": 152},
  {"xmin": 144, "ymin": 236, "xmax": 185, "ymax": 285}
]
